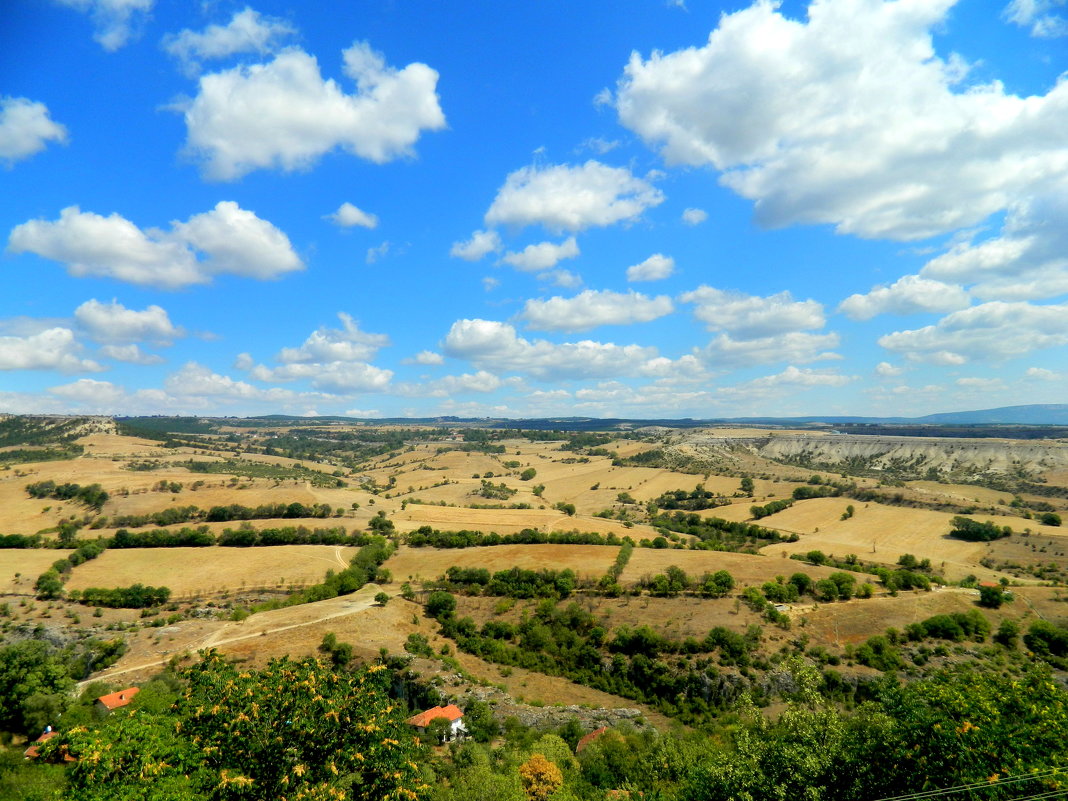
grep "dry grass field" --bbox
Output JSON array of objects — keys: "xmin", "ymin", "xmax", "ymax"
[
  {"xmin": 622, "ymin": 548, "xmax": 856, "ymax": 586},
  {"xmin": 65, "ymin": 545, "xmax": 359, "ymax": 597},
  {"xmin": 0, "ymin": 549, "xmax": 72, "ymax": 594},
  {"xmin": 384, "ymin": 543, "xmax": 619, "ymax": 582}
]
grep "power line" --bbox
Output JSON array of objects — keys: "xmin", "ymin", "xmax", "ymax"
[{"xmin": 874, "ymin": 768, "xmax": 1067, "ymax": 801}]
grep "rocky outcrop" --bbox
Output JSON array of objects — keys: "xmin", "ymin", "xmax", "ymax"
[{"xmin": 677, "ymin": 431, "xmax": 1068, "ymax": 481}]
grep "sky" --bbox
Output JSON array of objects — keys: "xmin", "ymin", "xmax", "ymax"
[{"xmin": 1, "ymin": 0, "xmax": 1067, "ymax": 420}]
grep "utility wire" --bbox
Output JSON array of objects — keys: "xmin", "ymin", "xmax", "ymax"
[{"xmin": 874, "ymin": 768, "xmax": 1067, "ymax": 801}]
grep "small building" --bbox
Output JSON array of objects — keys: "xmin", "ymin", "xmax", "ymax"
[
  {"xmin": 24, "ymin": 729, "xmax": 75, "ymax": 761},
  {"xmin": 575, "ymin": 726, "xmax": 608, "ymax": 753},
  {"xmin": 405, "ymin": 704, "xmax": 466, "ymax": 740},
  {"xmin": 95, "ymin": 686, "xmax": 140, "ymax": 714}
]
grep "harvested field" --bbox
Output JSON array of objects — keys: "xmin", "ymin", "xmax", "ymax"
[
  {"xmin": 65, "ymin": 545, "xmax": 359, "ymax": 597},
  {"xmin": 753, "ymin": 497, "xmax": 862, "ymax": 534},
  {"xmin": 394, "ymin": 504, "xmax": 655, "ymax": 538},
  {"xmin": 622, "ymin": 548, "xmax": 858, "ymax": 587},
  {"xmin": 0, "ymin": 549, "xmax": 72, "ymax": 594},
  {"xmin": 800, "ymin": 587, "xmax": 1003, "ymax": 646},
  {"xmin": 908, "ymin": 480, "xmax": 1015, "ymax": 506},
  {"xmin": 757, "ymin": 504, "xmax": 1019, "ymax": 580},
  {"xmin": 384, "ymin": 544, "xmax": 619, "ymax": 582}
]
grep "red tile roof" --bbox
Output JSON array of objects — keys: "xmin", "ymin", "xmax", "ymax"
[
  {"xmin": 96, "ymin": 686, "xmax": 140, "ymax": 710},
  {"xmin": 24, "ymin": 730, "xmax": 75, "ymax": 761},
  {"xmin": 406, "ymin": 704, "xmax": 463, "ymax": 727},
  {"xmin": 575, "ymin": 726, "xmax": 608, "ymax": 753}
]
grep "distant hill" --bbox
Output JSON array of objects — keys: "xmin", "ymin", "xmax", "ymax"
[{"xmin": 912, "ymin": 404, "xmax": 1068, "ymax": 425}]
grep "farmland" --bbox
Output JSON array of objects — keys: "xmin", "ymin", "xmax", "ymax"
[{"xmin": 3, "ymin": 414, "xmax": 1068, "ymax": 734}]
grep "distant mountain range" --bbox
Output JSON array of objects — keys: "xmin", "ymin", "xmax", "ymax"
[{"xmin": 241, "ymin": 404, "xmax": 1068, "ymax": 428}]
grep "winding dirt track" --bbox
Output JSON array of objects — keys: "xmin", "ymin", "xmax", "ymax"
[{"xmin": 82, "ymin": 583, "xmax": 387, "ymax": 687}]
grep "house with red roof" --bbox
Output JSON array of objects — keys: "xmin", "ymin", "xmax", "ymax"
[
  {"xmin": 24, "ymin": 729, "xmax": 75, "ymax": 762},
  {"xmin": 95, "ymin": 686, "xmax": 140, "ymax": 714},
  {"xmin": 576, "ymin": 726, "xmax": 608, "ymax": 753},
  {"xmin": 405, "ymin": 704, "xmax": 466, "ymax": 741}
]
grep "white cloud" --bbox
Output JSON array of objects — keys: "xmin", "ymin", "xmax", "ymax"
[
  {"xmin": 626, "ymin": 253, "xmax": 675, "ymax": 282},
  {"xmin": 482, "ymin": 276, "xmax": 500, "ymax": 291},
  {"xmin": 878, "ymin": 301, "xmax": 1068, "ymax": 363},
  {"xmin": 718, "ymin": 365, "xmax": 852, "ymax": 400},
  {"xmin": 233, "ymin": 352, "xmax": 254, "ymax": 370},
  {"xmin": 276, "ymin": 313, "xmax": 388, "ymax": 364},
  {"xmin": 7, "ymin": 201, "xmax": 301, "ymax": 288},
  {"xmin": 875, "ymin": 361, "xmax": 903, "ymax": 377},
  {"xmin": 484, "ymin": 160, "xmax": 664, "ymax": 232},
  {"xmin": 919, "ymin": 186, "xmax": 1068, "ymax": 301},
  {"xmin": 74, "ymin": 298, "xmax": 182, "ymax": 343},
  {"xmin": 1026, "ymin": 366, "xmax": 1061, "ymax": 380},
  {"xmin": 164, "ymin": 362, "xmax": 339, "ymax": 404},
  {"xmin": 181, "ymin": 42, "xmax": 445, "ymax": 180},
  {"xmin": 701, "ymin": 331, "xmax": 841, "ymax": 368},
  {"xmin": 0, "ymin": 328, "xmax": 102, "ymax": 373},
  {"xmin": 1004, "ymin": 0, "xmax": 1068, "ymax": 37},
  {"xmin": 442, "ymin": 318, "xmax": 686, "ymax": 381},
  {"xmin": 681, "ymin": 208, "xmax": 708, "ymax": 226},
  {"xmin": 0, "ymin": 97, "xmax": 68, "ymax": 164},
  {"xmin": 250, "ymin": 361, "xmax": 393, "ymax": 393},
  {"xmin": 578, "ymin": 137, "xmax": 620, "ymax": 155},
  {"xmin": 613, "ymin": 0, "xmax": 1068, "ymax": 240},
  {"xmin": 366, "ymin": 241, "xmax": 390, "ymax": 264},
  {"xmin": 404, "ymin": 350, "xmax": 444, "ymax": 365},
  {"xmin": 680, "ymin": 286, "xmax": 825, "ymax": 338},
  {"xmin": 501, "ymin": 237, "xmax": 579, "ymax": 271},
  {"xmin": 326, "ymin": 202, "xmax": 378, "ymax": 229},
  {"xmin": 518, "ymin": 289, "xmax": 674, "ymax": 332},
  {"xmin": 344, "ymin": 408, "xmax": 380, "ymax": 417},
  {"xmin": 162, "ymin": 7, "xmax": 296, "ymax": 75},
  {"xmin": 539, "ymin": 269, "xmax": 582, "ymax": 288},
  {"xmin": 400, "ymin": 370, "xmax": 509, "ymax": 397},
  {"xmin": 99, "ymin": 344, "xmax": 164, "ymax": 365},
  {"xmin": 247, "ymin": 314, "xmax": 393, "ymax": 393},
  {"xmin": 48, "ymin": 378, "xmax": 127, "ymax": 406},
  {"xmin": 837, "ymin": 275, "xmax": 971, "ymax": 320},
  {"xmin": 57, "ymin": 0, "xmax": 152, "ymax": 51},
  {"xmin": 451, "ymin": 230, "xmax": 501, "ymax": 261}
]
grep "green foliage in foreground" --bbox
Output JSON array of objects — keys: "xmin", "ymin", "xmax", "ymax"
[
  {"xmin": 40, "ymin": 653, "xmax": 424, "ymax": 801},
  {"xmin": 429, "ymin": 662, "xmax": 1068, "ymax": 801}
]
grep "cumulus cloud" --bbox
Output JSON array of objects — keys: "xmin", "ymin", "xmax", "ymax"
[
  {"xmin": 0, "ymin": 97, "xmax": 68, "ymax": 164},
  {"xmin": 181, "ymin": 41, "xmax": 445, "ymax": 180},
  {"xmin": 57, "ymin": 0, "xmax": 152, "ymax": 51},
  {"xmin": 878, "ymin": 301, "xmax": 1068, "ymax": 363},
  {"xmin": 718, "ymin": 365, "xmax": 852, "ymax": 400},
  {"xmin": 518, "ymin": 289, "xmax": 674, "ymax": 332},
  {"xmin": 501, "ymin": 237, "xmax": 579, "ymax": 271},
  {"xmin": 484, "ymin": 160, "xmax": 664, "ymax": 232},
  {"xmin": 875, "ymin": 361, "xmax": 904, "ymax": 377},
  {"xmin": 613, "ymin": 0, "xmax": 1068, "ymax": 240},
  {"xmin": 399, "ymin": 370, "xmax": 512, "ymax": 397},
  {"xmin": 442, "ymin": 318, "xmax": 686, "ymax": 381},
  {"xmin": 956, "ymin": 376, "xmax": 1006, "ymax": 391},
  {"xmin": 276, "ymin": 313, "xmax": 388, "ymax": 364},
  {"xmin": 681, "ymin": 208, "xmax": 708, "ymax": 225},
  {"xmin": 162, "ymin": 7, "xmax": 296, "ymax": 75},
  {"xmin": 1026, "ymin": 366, "xmax": 1062, "ymax": 380},
  {"xmin": 325, "ymin": 202, "xmax": 378, "ymax": 229},
  {"xmin": 681, "ymin": 286, "xmax": 825, "ymax": 338},
  {"xmin": 450, "ymin": 230, "xmax": 502, "ymax": 261},
  {"xmin": 7, "ymin": 201, "xmax": 302, "ymax": 288},
  {"xmin": 404, "ymin": 350, "xmax": 444, "ymax": 365},
  {"xmin": 626, "ymin": 253, "xmax": 675, "ymax": 282},
  {"xmin": 919, "ymin": 186, "xmax": 1068, "ymax": 301},
  {"xmin": 99, "ymin": 344, "xmax": 165, "ymax": 365},
  {"xmin": 365, "ymin": 241, "xmax": 390, "ymax": 264},
  {"xmin": 74, "ymin": 298, "xmax": 182, "ymax": 343},
  {"xmin": 539, "ymin": 269, "xmax": 582, "ymax": 288},
  {"xmin": 1004, "ymin": 0, "xmax": 1068, "ymax": 37},
  {"xmin": 246, "ymin": 313, "xmax": 393, "ymax": 393},
  {"xmin": 701, "ymin": 331, "xmax": 840, "ymax": 368},
  {"xmin": 837, "ymin": 275, "xmax": 971, "ymax": 320},
  {"xmin": 0, "ymin": 328, "xmax": 102, "ymax": 373}
]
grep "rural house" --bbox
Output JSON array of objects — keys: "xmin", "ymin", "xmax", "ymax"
[
  {"xmin": 95, "ymin": 686, "xmax": 140, "ymax": 714},
  {"xmin": 24, "ymin": 728, "xmax": 75, "ymax": 762},
  {"xmin": 405, "ymin": 704, "xmax": 466, "ymax": 741}
]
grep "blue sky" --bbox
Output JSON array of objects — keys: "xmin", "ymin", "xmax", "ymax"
[{"xmin": 2, "ymin": 0, "xmax": 1067, "ymax": 419}]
